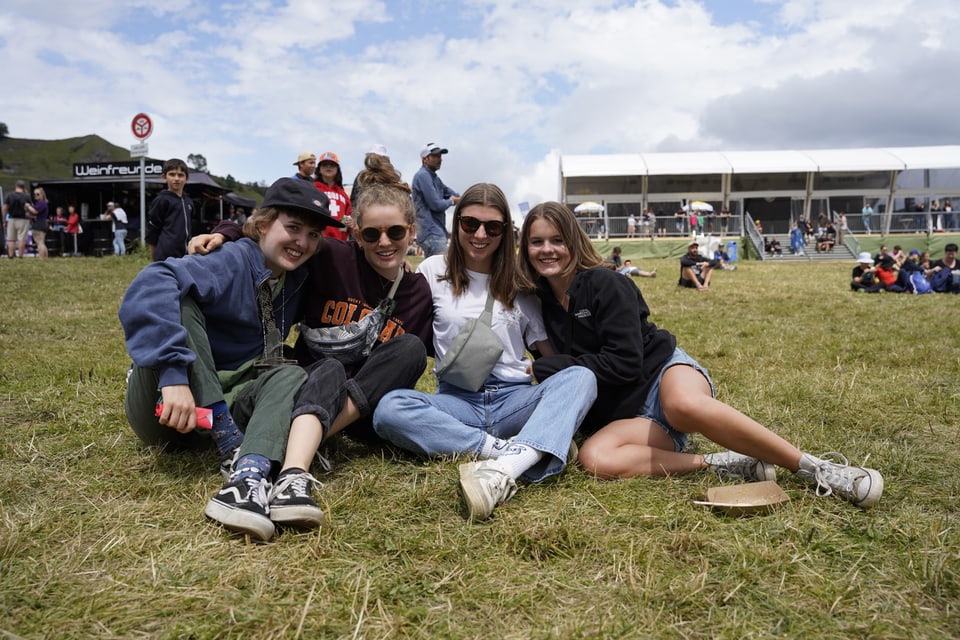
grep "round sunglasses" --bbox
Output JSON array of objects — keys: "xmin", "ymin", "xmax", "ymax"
[
  {"xmin": 458, "ymin": 215, "xmax": 505, "ymax": 237},
  {"xmin": 358, "ymin": 224, "xmax": 410, "ymax": 243}
]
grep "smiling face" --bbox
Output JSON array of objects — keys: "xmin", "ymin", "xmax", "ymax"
[
  {"xmin": 355, "ymin": 203, "xmax": 413, "ymax": 279},
  {"xmin": 258, "ymin": 211, "xmax": 322, "ymax": 276},
  {"xmin": 526, "ymin": 217, "xmax": 570, "ymax": 283},
  {"xmin": 457, "ymin": 204, "xmax": 504, "ymax": 273}
]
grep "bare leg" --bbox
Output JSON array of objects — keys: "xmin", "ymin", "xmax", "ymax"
[
  {"xmin": 280, "ymin": 396, "xmax": 360, "ymax": 473},
  {"xmin": 579, "ymin": 417, "xmax": 700, "ymax": 478},
  {"xmin": 659, "ymin": 365, "xmax": 802, "ymax": 471},
  {"xmin": 578, "ymin": 364, "xmax": 803, "ymax": 479}
]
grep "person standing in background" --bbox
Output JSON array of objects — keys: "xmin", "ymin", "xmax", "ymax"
[
  {"xmin": 102, "ymin": 201, "xmax": 128, "ymax": 256},
  {"xmin": 146, "ymin": 158, "xmax": 192, "ymax": 261},
  {"xmin": 3, "ymin": 180, "xmax": 33, "ymax": 258},
  {"xmin": 31, "ymin": 187, "xmax": 51, "ymax": 259},
  {"xmin": 291, "ymin": 152, "xmax": 316, "ymax": 181},
  {"xmin": 313, "ymin": 151, "xmax": 353, "ymax": 241},
  {"xmin": 412, "ymin": 142, "xmax": 460, "ymax": 258}
]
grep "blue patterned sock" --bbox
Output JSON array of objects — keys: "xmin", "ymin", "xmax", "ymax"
[
  {"xmin": 208, "ymin": 401, "xmax": 244, "ymax": 456},
  {"xmin": 233, "ymin": 454, "xmax": 272, "ymax": 482}
]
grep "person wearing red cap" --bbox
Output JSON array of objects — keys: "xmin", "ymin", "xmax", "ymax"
[{"xmin": 313, "ymin": 151, "xmax": 353, "ymax": 241}]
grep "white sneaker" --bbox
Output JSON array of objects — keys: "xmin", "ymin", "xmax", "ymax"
[
  {"xmin": 704, "ymin": 450, "xmax": 777, "ymax": 482},
  {"xmin": 458, "ymin": 460, "xmax": 518, "ymax": 522},
  {"xmin": 798, "ymin": 453, "xmax": 883, "ymax": 508}
]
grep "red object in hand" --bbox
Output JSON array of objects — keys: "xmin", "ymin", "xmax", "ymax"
[{"xmin": 154, "ymin": 404, "xmax": 214, "ymax": 429}]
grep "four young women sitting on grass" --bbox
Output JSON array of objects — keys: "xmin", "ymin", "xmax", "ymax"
[{"xmin": 120, "ymin": 185, "xmax": 886, "ymax": 542}]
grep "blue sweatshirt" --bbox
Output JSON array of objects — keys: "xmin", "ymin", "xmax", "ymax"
[
  {"xmin": 412, "ymin": 165, "xmax": 458, "ymax": 243},
  {"xmin": 118, "ymin": 238, "xmax": 308, "ymax": 389}
]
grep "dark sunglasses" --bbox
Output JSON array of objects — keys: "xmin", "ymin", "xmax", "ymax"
[
  {"xmin": 458, "ymin": 215, "xmax": 505, "ymax": 237},
  {"xmin": 358, "ymin": 224, "xmax": 410, "ymax": 243}
]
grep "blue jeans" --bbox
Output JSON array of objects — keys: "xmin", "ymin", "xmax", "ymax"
[
  {"xmin": 373, "ymin": 366, "xmax": 597, "ymax": 482},
  {"xmin": 418, "ymin": 234, "xmax": 447, "ymax": 258},
  {"xmin": 113, "ymin": 229, "xmax": 127, "ymax": 255}
]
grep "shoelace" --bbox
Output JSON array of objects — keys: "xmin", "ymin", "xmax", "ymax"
[
  {"xmin": 811, "ymin": 452, "xmax": 853, "ymax": 498},
  {"xmin": 271, "ymin": 472, "xmax": 323, "ymax": 500},
  {"xmin": 230, "ymin": 466, "xmax": 271, "ymax": 507}
]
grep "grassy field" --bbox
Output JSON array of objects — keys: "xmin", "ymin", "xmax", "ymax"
[{"xmin": 1, "ymin": 250, "xmax": 958, "ymax": 639}]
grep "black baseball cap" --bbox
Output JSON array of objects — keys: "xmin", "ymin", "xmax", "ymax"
[{"xmin": 260, "ymin": 178, "xmax": 343, "ymax": 228}]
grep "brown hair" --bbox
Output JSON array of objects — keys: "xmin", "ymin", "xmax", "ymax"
[
  {"xmin": 162, "ymin": 158, "xmax": 189, "ymax": 177},
  {"xmin": 355, "ymin": 153, "xmax": 404, "ymax": 189},
  {"xmin": 443, "ymin": 183, "xmax": 526, "ymax": 307},
  {"xmin": 518, "ymin": 201, "xmax": 604, "ymax": 285}
]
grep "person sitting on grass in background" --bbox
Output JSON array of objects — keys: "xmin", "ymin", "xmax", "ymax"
[
  {"xmin": 119, "ymin": 178, "xmax": 341, "ymax": 542},
  {"xmin": 190, "ymin": 178, "xmax": 434, "ymax": 541},
  {"xmin": 678, "ymin": 241, "xmax": 716, "ymax": 291},
  {"xmin": 875, "ymin": 255, "xmax": 904, "ymax": 292},
  {"xmin": 518, "ymin": 201, "xmax": 884, "ymax": 509},
  {"xmin": 372, "ymin": 183, "xmax": 597, "ymax": 522},
  {"xmin": 930, "ymin": 242, "xmax": 960, "ymax": 293},
  {"xmin": 619, "ymin": 259, "xmax": 656, "ymax": 278},
  {"xmin": 851, "ymin": 252, "xmax": 882, "ymax": 293},
  {"xmin": 608, "ymin": 245, "xmax": 624, "ymax": 268},
  {"xmin": 145, "ymin": 158, "xmax": 193, "ymax": 261},
  {"xmin": 712, "ymin": 247, "xmax": 736, "ymax": 271}
]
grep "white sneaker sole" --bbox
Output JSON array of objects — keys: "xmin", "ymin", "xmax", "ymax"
[
  {"xmin": 270, "ymin": 504, "xmax": 325, "ymax": 529},
  {"xmin": 204, "ymin": 499, "xmax": 275, "ymax": 541}
]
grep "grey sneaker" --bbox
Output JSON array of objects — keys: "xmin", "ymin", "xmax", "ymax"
[
  {"xmin": 797, "ymin": 453, "xmax": 883, "ymax": 508},
  {"xmin": 458, "ymin": 460, "xmax": 518, "ymax": 522},
  {"xmin": 269, "ymin": 470, "xmax": 325, "ymax": 529},
  {"xmin": 204, "ymin": 470, "xmax": 275, "ymax": 541},
  {"xmin": 704, "ymin": 450, "xmax": 777, "ymax": 482}
]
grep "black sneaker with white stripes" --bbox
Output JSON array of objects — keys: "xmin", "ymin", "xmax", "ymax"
[
  {"xmin": 269, "ymin": 469, "xmax": 325, "ymax": 529},
  {"xmin": 204, "ymin": 469, "xmax": 275, "ymax": 542}
]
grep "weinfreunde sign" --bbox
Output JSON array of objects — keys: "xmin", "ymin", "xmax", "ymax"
[{"xmin": 73, "ymin": 160, "xmax": 165, "ymax": 178}]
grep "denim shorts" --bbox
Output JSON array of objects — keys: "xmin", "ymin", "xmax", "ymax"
[{"xmin": 639, "ymin": 347, "xmax": 715, "ymax": 452}]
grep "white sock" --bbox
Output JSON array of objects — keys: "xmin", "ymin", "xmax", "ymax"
[
  {"xmin": 479, "ymin": 434, "xmax": 511, "ymax": 459},
  {"xmin": 495, "ymin": 442, "xmax": 544, "ymax": 480}
]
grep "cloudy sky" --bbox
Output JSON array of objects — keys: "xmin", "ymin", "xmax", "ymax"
[{"xmin": 3, "ymin": 0, "xmax": 959, "ymax": 207}]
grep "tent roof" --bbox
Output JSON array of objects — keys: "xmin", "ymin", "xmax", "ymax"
[{"xmin": 562, "ymin": 145, "xmax": 960, "ymax": 177}]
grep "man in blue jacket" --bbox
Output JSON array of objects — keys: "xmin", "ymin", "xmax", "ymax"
[
  {"xmin": 119, "ymin": 178, "xmax": 341, "ymax": 541},
  {"xmin": 412, "ymin": 142, "xmax": 460, "ymax": 257}
]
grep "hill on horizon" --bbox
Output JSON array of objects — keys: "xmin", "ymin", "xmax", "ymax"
[{"xmin": 0, "ymin": 134, "xmax": 263, "ymax": 202}]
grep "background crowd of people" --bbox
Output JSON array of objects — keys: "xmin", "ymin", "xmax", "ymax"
[{"xmin": 850, "ymin": 242, "xmax": 960, "ymax": 293}]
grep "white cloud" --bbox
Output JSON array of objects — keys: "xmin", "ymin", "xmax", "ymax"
[{"xmin": 2, "ymin": 0, "xmax": 958, "ymax": 205}]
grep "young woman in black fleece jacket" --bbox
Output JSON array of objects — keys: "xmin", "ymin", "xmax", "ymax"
[{"xmin": 518, "ymin": 201, "xmax": 884, "ymax": 509}]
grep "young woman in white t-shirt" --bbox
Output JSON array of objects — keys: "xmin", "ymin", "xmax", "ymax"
[{"xmin": 373, "ymin": 183, "xmax": 596, "ymax": 521}]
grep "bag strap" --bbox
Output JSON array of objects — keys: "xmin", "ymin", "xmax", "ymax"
[
  {"xmin": 384, "ymin": 266, "xmax": 403, "ymax": 300},
  {"xmin": 478, "ymin": 291, "xmax": 496, "ymax": 326}
]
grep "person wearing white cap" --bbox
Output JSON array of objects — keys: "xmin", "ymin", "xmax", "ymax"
[
  {"xmin": 851, "ymin": 251, "xmax": 881, "ymax": 292},
  {"xmin": 292, "ymin": 152, "xmax": 316, "ymax": 181},
  {"xmin": 412, "ymin": 142, "xmax": 460, "ymax": 257}
]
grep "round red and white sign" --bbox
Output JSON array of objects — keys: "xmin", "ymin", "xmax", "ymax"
[{"xmin": 131, "ymin": 113, "xmax": 153, "ymax": 141}]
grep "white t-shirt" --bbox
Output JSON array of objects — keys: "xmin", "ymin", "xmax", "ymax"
[{"xmin": 418, "ymin": 255, "xmax": 546, "ymax": 383}]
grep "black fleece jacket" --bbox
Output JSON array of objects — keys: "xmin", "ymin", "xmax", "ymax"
[{"xmin": 532, "ymin": 267, "xmax": 676, "ymax": 434}]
